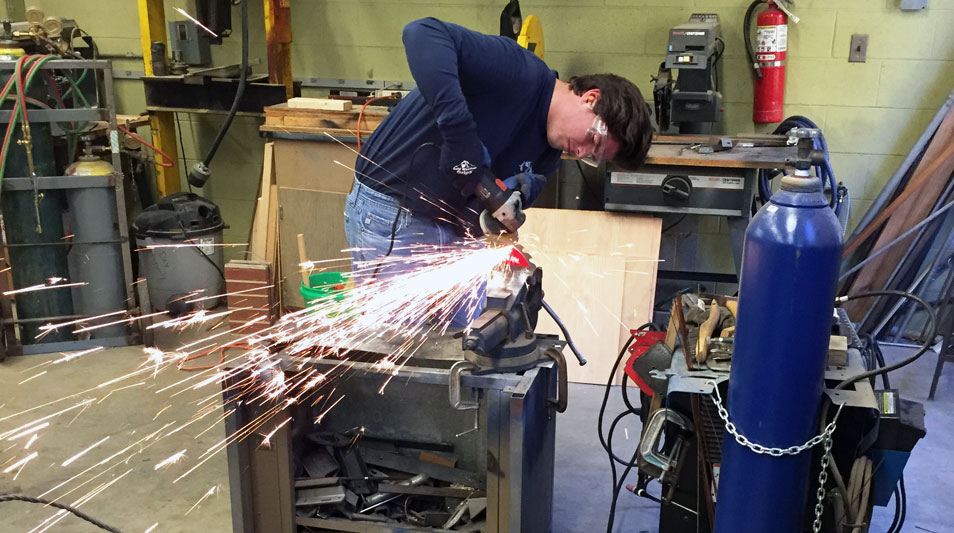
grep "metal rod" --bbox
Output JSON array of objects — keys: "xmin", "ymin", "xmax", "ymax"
[
  {"xmin": 855, "ymin": 177, "xmax": 954, "ymax": 334},
  {"xmin": 841, "ymin": 190, "xmax": 954, "ymax": 282},
  {"xmin": 876, "ymin": 341, "xmax": 923, "ymax": 349}
]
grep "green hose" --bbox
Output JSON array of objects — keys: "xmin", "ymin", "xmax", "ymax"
[
  {"xmin": 0, "ymin": 55, "xmax": 53, "ymax": 180},
  {"xmin": 0, "ymin": 56, "xmax": 90, "ymax": 179}
]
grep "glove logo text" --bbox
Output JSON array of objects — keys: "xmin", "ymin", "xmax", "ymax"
[{"xmin": 453, "ymin": 160, "xmax": 478, "ymax": 176}]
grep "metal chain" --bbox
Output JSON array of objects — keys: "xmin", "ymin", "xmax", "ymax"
[
  {"xmin": 708, "ymin": 381, "xmax": 843, "ymax": 457},
  {"xmin": 707, "ymin": 381, "xmax": 845, "ymax": 531},
  {"xmin": 813, "ymin": 431, "xmax": 834, "ymax": 533}
]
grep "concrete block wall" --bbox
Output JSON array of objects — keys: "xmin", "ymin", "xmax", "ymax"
[{"xmin": 17, "ymin": 0, "xmax": 954, "ymax": 267}]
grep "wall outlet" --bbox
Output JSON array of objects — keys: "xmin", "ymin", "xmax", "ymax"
[{"xmin": 849, "ymin": 34, "xmax": 868, "ymax": 63}]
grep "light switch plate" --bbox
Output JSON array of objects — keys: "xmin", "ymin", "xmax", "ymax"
[{"xmin": 849, "ymin": 34, "xmax": 868, "ymax": 63}]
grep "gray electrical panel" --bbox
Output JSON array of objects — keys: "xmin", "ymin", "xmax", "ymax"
[{"xmin": 168, "ymin": 21, "xmax": 211, "ymax": 66}]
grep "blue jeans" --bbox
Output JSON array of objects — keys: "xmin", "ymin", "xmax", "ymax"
[{"xmin": 344, "ymin": 177, "xmax": 484, "ymax": 327}]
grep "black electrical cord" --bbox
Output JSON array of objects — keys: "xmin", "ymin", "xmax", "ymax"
[
  {"xmin": 712, "ymin": 37, "xmax": 725, "ymax": 92},
  {"xmin": 189, "ymin": 0, "xmax": 248, "ymax": 187},
  {"xmin": 887, "ymin": 475, "xmax": 906, "ymax": 533},
  {"xmin": 662, "ymin": 213, "xmax": 687, "ymax": 233},
  {"xmin": 598, "ymin": 322, "xmax": 661, "ymax": 532},
  {"xmin": 0, "ymin": 494, "xmax": 122, "ymax": 532},
  {"xmin": 743, "ymin": 0, "xmax": 766, "ymax": 81},
  {"xmin": 834, "ymin": 291, "xmax": 936, "ymax": 391},
  {"xmin": 369, "ymin": 142, "xmax": 438, "ymax": 280},
  {"xmin": 175, "ymin": 112, "xmax": 192, "ymax": 194}
]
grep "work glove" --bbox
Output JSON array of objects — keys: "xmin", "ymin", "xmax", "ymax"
[
  {"xmin": 502, "ymin": 172, "xmax": 547, "ymax": 207},
  {"xmin": 439, "ymin": 130, "xmax": 492, "ymax": 194}
]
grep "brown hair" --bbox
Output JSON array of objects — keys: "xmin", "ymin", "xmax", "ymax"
[{"xmin": 569, "ymin": 74, "xmax": 653, "ymax": 170}]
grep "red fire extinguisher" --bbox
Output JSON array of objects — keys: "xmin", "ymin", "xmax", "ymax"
[{"xmin": 749, "ymin": 1, "xmax": 787, "ymax": 123}]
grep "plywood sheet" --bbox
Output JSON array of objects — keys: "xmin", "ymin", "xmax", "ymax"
[
  {"xmin": 521, "ymin": 208, "xmax": 662, "ymax": 384},
  {"xmin": 278, "ymin": 187, "xmax": 351, "ymax": 308},
  {"xmin": 273, "ymin": 139, "xmax": 357, "ymax": 193},
  {"xmin": 532, "ymin": 253, "xmax": 626, "ymax": 385}
]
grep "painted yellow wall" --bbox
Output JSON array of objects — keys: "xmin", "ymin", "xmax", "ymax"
[{"xmin": 24, "ymin": 0, "xmax": 954, "ymax": 263}]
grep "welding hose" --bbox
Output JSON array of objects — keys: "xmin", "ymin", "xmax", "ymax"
[
  {"xmin": 189, "ymin": 0, "xmax": 248, "ymax": 187},
  {"xmin": 541, "ymin": 299, "xmax": 586, "ymax": 365}
]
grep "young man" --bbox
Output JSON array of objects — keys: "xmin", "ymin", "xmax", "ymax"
[{"xmin": 344, "ymin": 18, "xmax": 652, "ymax": 323}]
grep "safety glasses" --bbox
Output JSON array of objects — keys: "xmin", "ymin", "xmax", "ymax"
[{"xmin": 580, "ymin": 115, "xmax": 609, "ymax": 167}]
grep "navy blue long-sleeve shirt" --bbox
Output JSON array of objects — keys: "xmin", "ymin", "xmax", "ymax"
[{"xmin": 354, "ymin": 18, "xmax": 561, "ymax": 234}]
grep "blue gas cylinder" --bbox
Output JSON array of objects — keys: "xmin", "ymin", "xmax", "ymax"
[{"xmin": 713, "ymin": 175, "xmax": 842, "ymax": 533}]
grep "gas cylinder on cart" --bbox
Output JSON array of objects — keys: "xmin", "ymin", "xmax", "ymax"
[
  {"xmin": 712, "ymin": 170, "xmax": 842, "ymax": 533},
  {"xmin": 64, "ymin": 139, "xmax": 127, "ymax": 339},
  {"xmin": 753, "ymin": 1, "xmax": 788, "ymax": 123}
]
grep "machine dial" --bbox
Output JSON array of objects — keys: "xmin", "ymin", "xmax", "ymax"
[{"xmin": 661, "ymin": 175, "xmax": 692, "ymax": 202}]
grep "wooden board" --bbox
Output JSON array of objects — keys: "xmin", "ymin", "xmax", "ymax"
[
  {"xmin": 520, "ymin": 208, "xmax": 662, "ymax": 384},
  {"xmin": 844, "ymin": 107, "xmax": 954, "ymax": 257},
  {"xmin": 287, "ymin": 97, "xmax": 352, "ymax": 111},
  {"xmin": 272, "ymin": 139, "xmax": 355, "ymax": 193},
  {"xmin": 264, "ymin": 103, "xmax": 388, "ymax": 131},
  {"xmin": 264, "ymin": 184, "xmax": 280, "ymax": 270},
  {"xmin": 846, "ymin": 107, "xmax": 954, "ymax": 317},
  {"xmin": 532, "ymin": 253, "xmax": 626, "ymax": 385},
  {"xmin": 278, "ymin": 188, "xmax": 352, "ymax": 308},
  {"xmin": 249, "ymin": 142, "xmax": 275, "ymax": 262},
  {"xmin": 642, "ymin": 143, "xmax": 799, "ymax": 169}
]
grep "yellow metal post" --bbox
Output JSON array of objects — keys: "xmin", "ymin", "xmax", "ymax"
[{"xmin": 137, "ymin": 0, "xmax": 181, "ymax": 197}]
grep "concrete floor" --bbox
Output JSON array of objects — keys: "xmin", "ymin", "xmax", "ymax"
[{"xmin": 1, "ymin": 342, "xmax": 951, "ymax": 532}]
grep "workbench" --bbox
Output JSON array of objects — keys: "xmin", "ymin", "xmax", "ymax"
[
  {"xmin": 223, "ymin": 334, "xmax": 563, "ymax": 533},
  {"xmin": 605, "ymin": 134, "xmax": 801, "ymax": 284}
]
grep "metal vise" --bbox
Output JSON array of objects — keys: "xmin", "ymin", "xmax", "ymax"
[{"xmin": 461, "ymin": 248, "xmax": 546, "ymax": 372}]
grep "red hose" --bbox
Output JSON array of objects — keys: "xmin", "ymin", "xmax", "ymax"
[{"xmin": 117, "ymin": 123, "xmax": 175, "ymax": 168}]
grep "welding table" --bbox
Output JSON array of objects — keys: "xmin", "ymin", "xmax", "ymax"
[{"xmin": 223, "ymin": 334, "xmax": 563, "ymax": 533}]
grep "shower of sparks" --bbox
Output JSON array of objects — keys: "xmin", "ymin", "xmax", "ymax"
[
  {"xmin": 184, "ymin": 485, "xmax": 218, "ymax": 515},
  {"xmin": 6, "ymin": 422, "xmax": 49, "ymax": 441},
  {"xmin": 144, "ymin": 524, "xmax": 159, "ymax": 533},
  {"xmin": 3, "ymin": 451, "xmax": 38, "ymax": 476},
  {"xmin": 18, "ymin": 371, "xmax": 47, "ymax": 385},
  {"xmin": 3, "ymin": 280, "xmax": 87, "ymax": 296},
  {"xmin": 154, "ymin": 449, "xmax": 187, "ymax": 470},
  {"xmin": 259, "ymin": 416, "xmax": 292, "ymax": 449},
  {"xmin": 1, "ymin": 212, "xmax": 536, "ymax": 530},
  {"xmin": 173, "ymin": 7, "xmax": 219, "ymax": 38},
  {"xmin": 61, "ymin": 436, "xmax": 110, "ymax": 467},
  {"xmin": 137, "ymin": 242, "xmax": 245, "ymax": 251},
  {"xmin": 24, "ymin": 434, "xmax": 39, "ymax": 449}
]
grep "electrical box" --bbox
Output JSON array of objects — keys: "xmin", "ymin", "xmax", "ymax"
[{"xmin": 168, "ymin": 20, "xmax": 211, "ymax": 66}]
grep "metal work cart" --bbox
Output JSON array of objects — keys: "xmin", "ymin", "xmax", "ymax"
[{"xmin": 223, "ymin": 337, "xmax": 563, "ymax": 533}]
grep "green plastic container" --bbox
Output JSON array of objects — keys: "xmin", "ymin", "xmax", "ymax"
[{"xmin": 300, "ymin": 271, "xmax": 349, "ymax": 308}]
